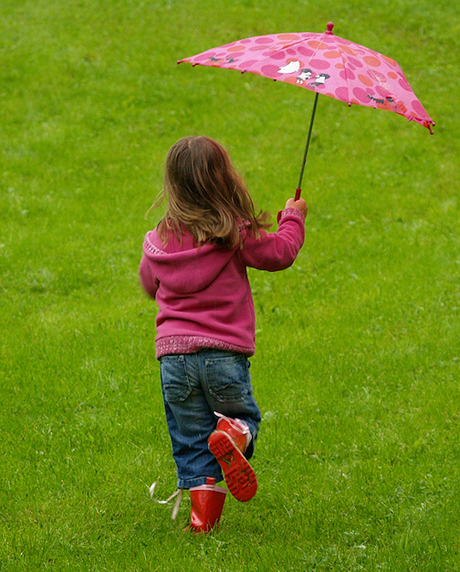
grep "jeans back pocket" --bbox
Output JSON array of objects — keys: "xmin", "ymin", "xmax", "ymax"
[
  {"xmin": 160, "ymin": 355, "xmax": 192, "ymax": 402},
  {"xmin": 204, "ymin": 354, "xmax": 251, "ymax": 403}
]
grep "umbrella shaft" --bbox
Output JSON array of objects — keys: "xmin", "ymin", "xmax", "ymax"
[{"xmin": 297, "ymin": 91, "xmax": 319, "ymax": 193}]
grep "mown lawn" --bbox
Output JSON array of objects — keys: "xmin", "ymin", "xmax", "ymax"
[{"xmin": 1, "ymin": 0, "xmax": 459, "ymax": 570}]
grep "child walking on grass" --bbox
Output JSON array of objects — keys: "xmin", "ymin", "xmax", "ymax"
[{"xmin": 139, "ymin": 136, "xmax": 307, "ymax": 532}]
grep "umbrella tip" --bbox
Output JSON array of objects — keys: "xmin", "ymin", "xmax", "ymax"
[{"xmin": 326, "ymin": 22, "xmax": 334, "ymax": 34}]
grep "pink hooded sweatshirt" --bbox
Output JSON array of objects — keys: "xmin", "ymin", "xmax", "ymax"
[{"xmin": 139, "ymin": 208, "xmax": 305, "ymax": 359}]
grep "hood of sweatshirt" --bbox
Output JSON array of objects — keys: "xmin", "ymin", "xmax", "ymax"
[{"xmin": 142, "ymin": 227, "xmax": 244, "ymax": 295}]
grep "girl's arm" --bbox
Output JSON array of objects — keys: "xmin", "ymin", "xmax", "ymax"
[
  {"xmin": 240, "ymin": 199, "xmax": 307, "ymax": 271},
  {"xmin": 139, "ymin": 255, "xmax": 160, "ymax": 299}
]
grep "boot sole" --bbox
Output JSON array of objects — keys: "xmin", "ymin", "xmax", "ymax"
[{"xmin": 208, "ymin": 430, "xmax": 257, "ymax": 502}]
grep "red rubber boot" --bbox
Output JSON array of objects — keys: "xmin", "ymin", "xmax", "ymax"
[
  {"xmin": 208, "ymin": 414, "xmax": 257, "ymax": 502},
  {"xmin": 189, "ymin": 477, "xmax": 227, "ymax": 533}
]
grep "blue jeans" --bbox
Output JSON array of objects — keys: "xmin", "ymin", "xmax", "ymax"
[{"xmin": 160, "ymin": 350, "xmax": 261, "ymax": 489}]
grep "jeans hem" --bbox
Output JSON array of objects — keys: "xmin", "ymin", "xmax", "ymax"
[{"xmin": 178, "ymin": 474, "xmax": 223, "ymax": 489}]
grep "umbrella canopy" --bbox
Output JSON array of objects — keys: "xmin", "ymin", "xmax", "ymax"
[{"xmin": 178, "ymin": 23, "xmax": 434, "ymax": 195}]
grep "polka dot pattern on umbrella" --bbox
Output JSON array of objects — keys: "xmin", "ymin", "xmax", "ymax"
[{"xmin": 179, "ymin": 24, "xmax": 434, "ymax": 132}]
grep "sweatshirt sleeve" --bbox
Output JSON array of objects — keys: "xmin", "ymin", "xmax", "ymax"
[
  {"xmin": 139, "ymin": 254, "xmax": 160, "ymax": 299},
  {"xmin": 240, "ymin": 208, "xmax": 305, "ymax": 271}
]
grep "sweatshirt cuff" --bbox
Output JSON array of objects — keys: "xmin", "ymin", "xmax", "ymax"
[{"xmin": 277, "ymin": 207, "xmax": 306, "ymax": 224}]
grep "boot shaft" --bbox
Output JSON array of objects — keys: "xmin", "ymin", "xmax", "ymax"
[
  {"xmin": 215, "ymin": 414, "xmax": 251, "ymax": 453},
  {"xmin": 189, "ymin": 477, "xmax": 227, "ymax": 533}
]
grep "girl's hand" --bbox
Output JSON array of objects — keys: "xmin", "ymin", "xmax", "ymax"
[{"xmin": 285, "ymin": 198, "xmax": 308, "ymax": 217}]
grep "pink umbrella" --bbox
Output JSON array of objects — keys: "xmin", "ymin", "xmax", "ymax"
[{"xmin": 178, "ymin": 22, "xmax": 434, "ymax": 199}]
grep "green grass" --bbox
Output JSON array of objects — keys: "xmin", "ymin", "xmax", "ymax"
[{"xmin": 1, "ymin": 0, "xmax": 459, "ymax": 570}]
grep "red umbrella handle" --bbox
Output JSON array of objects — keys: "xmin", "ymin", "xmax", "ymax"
[{"xmin": 295, "ymin": 188, "xmax": 302, "ymax": 201}]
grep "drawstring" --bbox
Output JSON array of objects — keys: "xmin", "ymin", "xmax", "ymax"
[{"xmin": 150, "ymin": 482, "xmax": 183, "ymax": 520}]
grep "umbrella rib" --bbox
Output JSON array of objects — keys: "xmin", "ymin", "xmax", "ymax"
[{"xmin": 335, "ymin": 44, "xmax": 353, "ymax": 106}]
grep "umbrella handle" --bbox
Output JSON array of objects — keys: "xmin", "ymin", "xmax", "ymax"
[{"xmin": 294, "ymin": 188, "xmax": 302, "ymax": 201}]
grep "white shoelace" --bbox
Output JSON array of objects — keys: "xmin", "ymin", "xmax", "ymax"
[{"xmin": 149, "ymin": 482, "xmax": 183, "ymax": 520}]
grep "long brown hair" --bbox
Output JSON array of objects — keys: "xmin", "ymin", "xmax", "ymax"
[{"xmin": 155, "ymin": 136, "xmax": 271, "ymax": 248}]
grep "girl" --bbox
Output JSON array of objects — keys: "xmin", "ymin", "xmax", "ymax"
[{"xmin": 139, "ymin": 136, "xmax": 307, "ymax": 532}]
